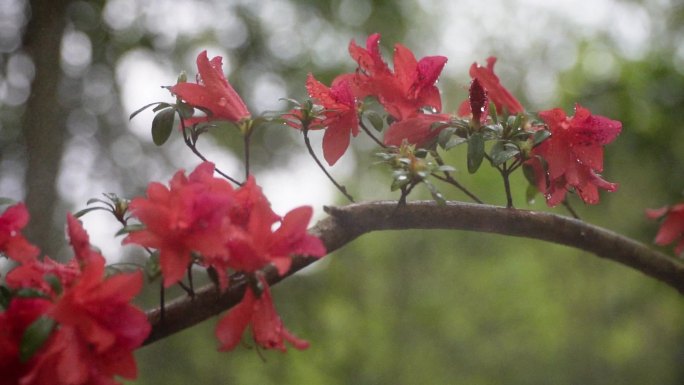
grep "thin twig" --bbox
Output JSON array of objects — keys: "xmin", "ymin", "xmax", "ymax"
[
  {"xmin": 178, "ymin": 115, "xmax": 243, "ymax": 186},
  {"xmin": 501, "ymin": 163, "xmax": 514, "ymax": 208},
  {"xmin": 243, "ymin": 129, "xmax": 252, "ymax": 180},
  {"xmin": 431, "ymin": 152, "xmax": 483, "ymax": 203},
  {"xmin": 302, "ymin": 128, "xmax": 355, "ymax": 203},
  {"xmin": 359, "ymin": 119, "xmax": 387, "ymax": 148},
  {"xmin": 563, "ymin": 199, "xmax": 581, "ymax": 219}
]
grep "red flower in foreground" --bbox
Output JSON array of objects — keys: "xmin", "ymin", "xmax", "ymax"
[
  {"xmin": 0, "ymin": 203, "xmax": 39, "ymax": 263},
  {"xmin": 305, "ymin": 73, "xmax": 360, "ymax": 165},
  {"xmin": 0, "ymin": 298, "xmax": 52, "ymax": 385},
  {"xmin": 528, "ymin": 104, "xmax": 622, "ymax": 206},
  {"xmin": 216, "ymin": 276, "xmax": 309, "ymax": 352},
  {"xmin": 23, "ymin": 257, "xmax": 150, "ymax": 385},
  {"xmin": 349, "ymin": 33, "xmax": 447, "ymax": 121},
  {"xmin": 1, "ymin": 215, "xmax": 149, "ymax": 385},
  {"xmin": 124, "ymin": 164, "xmax": 325, "ymax": 290},
  {"xmin": 124, "ymin": 162, "xmax": 235, "ymax": 287},
  {"xmin": 646, "ymin": 203, "xmax": 684, "ymax": 256},
  {"xmin": 170, "ymin": 50, "xmax": 250, "ymax": 125},
  {"xmin": 458, "ymin": 57, "xmax": 524, "ymax": 117}
]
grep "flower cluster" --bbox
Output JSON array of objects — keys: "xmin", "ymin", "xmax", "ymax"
[
  {"xmin": 288, "ymin": 33, "xmax": 448, "ymax": 165},
  {"xmin": 285, "ymin": 35, "xmax": 622, "ymax": 207},
  {"xmin": 123, "ymin": 162, "xmax": 326, "ymax": 351},
  {"xmin": 0, "ymin": 204, "xmax": 150, "ymax": 385}
]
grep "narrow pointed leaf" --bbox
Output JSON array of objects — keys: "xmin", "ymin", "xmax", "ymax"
[
  {"xmin": 115, "ymin": 224, "xmax": 146, "ymax": 237},
  {"xmin": 20, "ymin": 316, "xmax": 56, "ymax": 362},
  {"xmin": 129, "ymin": 102, "xmax": 163, "ymax": 120}
]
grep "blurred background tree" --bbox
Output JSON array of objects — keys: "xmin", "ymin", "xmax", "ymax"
[{"xmin": 2, "ymin": 0, "xmax": 684, "ymax": 383}]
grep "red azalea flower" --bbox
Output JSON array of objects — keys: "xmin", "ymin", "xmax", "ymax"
[
  {"xmin": 170, "ymin": 50, "xmax": 250, "ymax": 125},
  {"xmin": 305, "ymin": 73, "xmax": 360, "ymax": 165},
  {"xmin": 647, "ymin": 203, "xmax": 684, "ymax": 256},
  {"xmin": 3, "ymin": 216, "xmax": 149, "ymax": 385},
  {"xmin": 227, "ymin": 204, "xmax": 326, "ymax": 276},
  {"xmin": 0, "ymin": 203, "xmax": 40, "ymax": 263},
  {"xmin": 23, "ymin": 258, "xmax": 150, "ymax": 385},
  {"xmin": 383, "ymin": 113, "xmax": 450, "ymax": 148},
  {"xmin": 528, "ymin": 104, "xmax": 622, "ymax": 206},
  {"xmin": 458, "ymin": 57, "xmax": 524, "ymax": 117},
  {"xmin": 5, "ymin": 214, "xmax": 103, "ymax": 295},
  {"xmin": 0, "ymin": 298, "xmax": 52, "ymax": 385},
  {"xmin": 229, "ymin": 176, "xmax": 279, "ymax": 228},
  {"xmin": 67, "ymin": 214, "xmax": 106, "ymax": 266},
  {"xmin": 216, "ymin": 276, "xmax": 309, "ymax": 352},
  {"xmin": 124, "ymin": 162, "xmax": 235, "ymax": 287},
  {"xmin": 349, "ymin": 33, "xmax": 447, "ymax": 121},
  {"xmin": 5, "ymin": 256, "xmax": 80, "ymax": 295}
]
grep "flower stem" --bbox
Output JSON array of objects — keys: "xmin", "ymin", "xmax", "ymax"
[
  {"xmin": 303, "ymin": 128, "xmax": 355, "ymax": 203},
  {"xmin": 563, "ymin": 199, "xmax": 581, "ymax": 219},
  {"xmin": 359, "ymin": 120, "xmax": 387, "ymax": 148},
  {"xmin": 501, "ymin": 163, "xmax": 514, "ymax": 208},
  {"xmin": 179, "ymin": 118, "xmax": 242, "ymax": 186},
  {"xmin": 243, "ymin": 130, "xmax": 252, "ymax": 180},
  {"xmin": 431, "ymin": 152, "xmax": 483, "ymax": 203}
]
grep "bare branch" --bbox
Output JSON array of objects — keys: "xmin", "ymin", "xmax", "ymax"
[{"xmin": 144, "ymin": 200, "xmax": 684, "ymax": 345}]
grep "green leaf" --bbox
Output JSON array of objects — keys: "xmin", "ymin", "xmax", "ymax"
[
  {"xmin": 177, "ymin": 102, "xmax": 194, "ymax": 120},
  {"xmin": 526, "ymin": 183, "xmax": 538, "ymax": 204},
  {"xmin": 145, "ymin": 252, "xmax": 162, "ymax": 282},
  {"xmin": 0, "ymin": 197, "xmax": 17, "ymax": 207},
  {"xmin": 279, "ymin": 97, "xmax": 303, "ymax": 107},
  {"xmin": 0, "ymin": 286, "xmax": 11, "ymax": 309},
  {"xmin": 73, "ymin": 206, "xmax": 107, "ymax": 218},
  {"xmin": 437, "ymin": 126, "xmax": 454, "ymax": 149},
  {"xmin": 467, "ymin": 133, "xmax": 485, "ymax": 173},
  {"xmin": 391, "ymin": 174, "xmax": 411, "ymax": 191},
  {"xmin": 511, "ymin": 113, "xmax": 523, "ymax": 130},
  {"xmin": 489, "ymin": 102, "xmax": 499, "ymax": 124},
  {"xmin": 115, "ymin": 223, "xmax": 146, "ymax": 237},
  {"xmin": 424, "ymin": 180, "xmax": 446, "ymax": 205},
  {"xmin": 414, "ymin": 149, "xmax": 429, "ymax": 158},
  {"xmin": 86, "ymin": 197, "xmax": 108, "ymax": 206},
  {"xmin": 152, "ymin": 102, "xmax": 172, "ymax": 112},
  {"xmin": 129, "ymin": 102, "xmax": 163, "ymax": 120},
  {"xmin": 490, "ymin": 141, "xmax": 520, "ymax": 166},
  {"xmin": 43, "ymin": 274, "xmax": 62, "ymax": 296},
  {"xmin": 532, "ymin": 129, "xmax": 551, "ymax": 146},
  {"xmin": 444, "ymin": 136, "xmax": 467, "ymax": 150},
  {"xmin": 15, "ymin": 288, "xmax": 51, "ymax": 299},
  {"xmin": 151, "ymin": 108, "xmax": 176, "ymax": 146},
  {"xmin": 20, "ymin": 316, "xmax": 56, "ymax": 362},
  {"xmin": 365, "ymin": 111, "xmax": 385, "ymax": 132}
]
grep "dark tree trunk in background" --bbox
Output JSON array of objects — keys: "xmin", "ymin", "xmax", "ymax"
[{"xmin": 21, "ymin": 0, "xmax": 72, "ymax": 257}]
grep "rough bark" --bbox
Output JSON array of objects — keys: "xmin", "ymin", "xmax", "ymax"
[{"xmin": 144, "ymin": 200, "xmax": 684, "ymax": 345}]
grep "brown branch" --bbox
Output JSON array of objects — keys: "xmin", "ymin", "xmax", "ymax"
[{"xmin": 144, "ymin": 200, "xmax": 684, "ymax": 345}]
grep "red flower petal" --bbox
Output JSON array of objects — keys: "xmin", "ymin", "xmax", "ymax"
[
  {"xmin": 383, "ymin": 114, "xmax": 450, "ymax": 148},
  {"xmin": 216, "ymin": 287, "xmax": 255, "ymax": 351}
]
